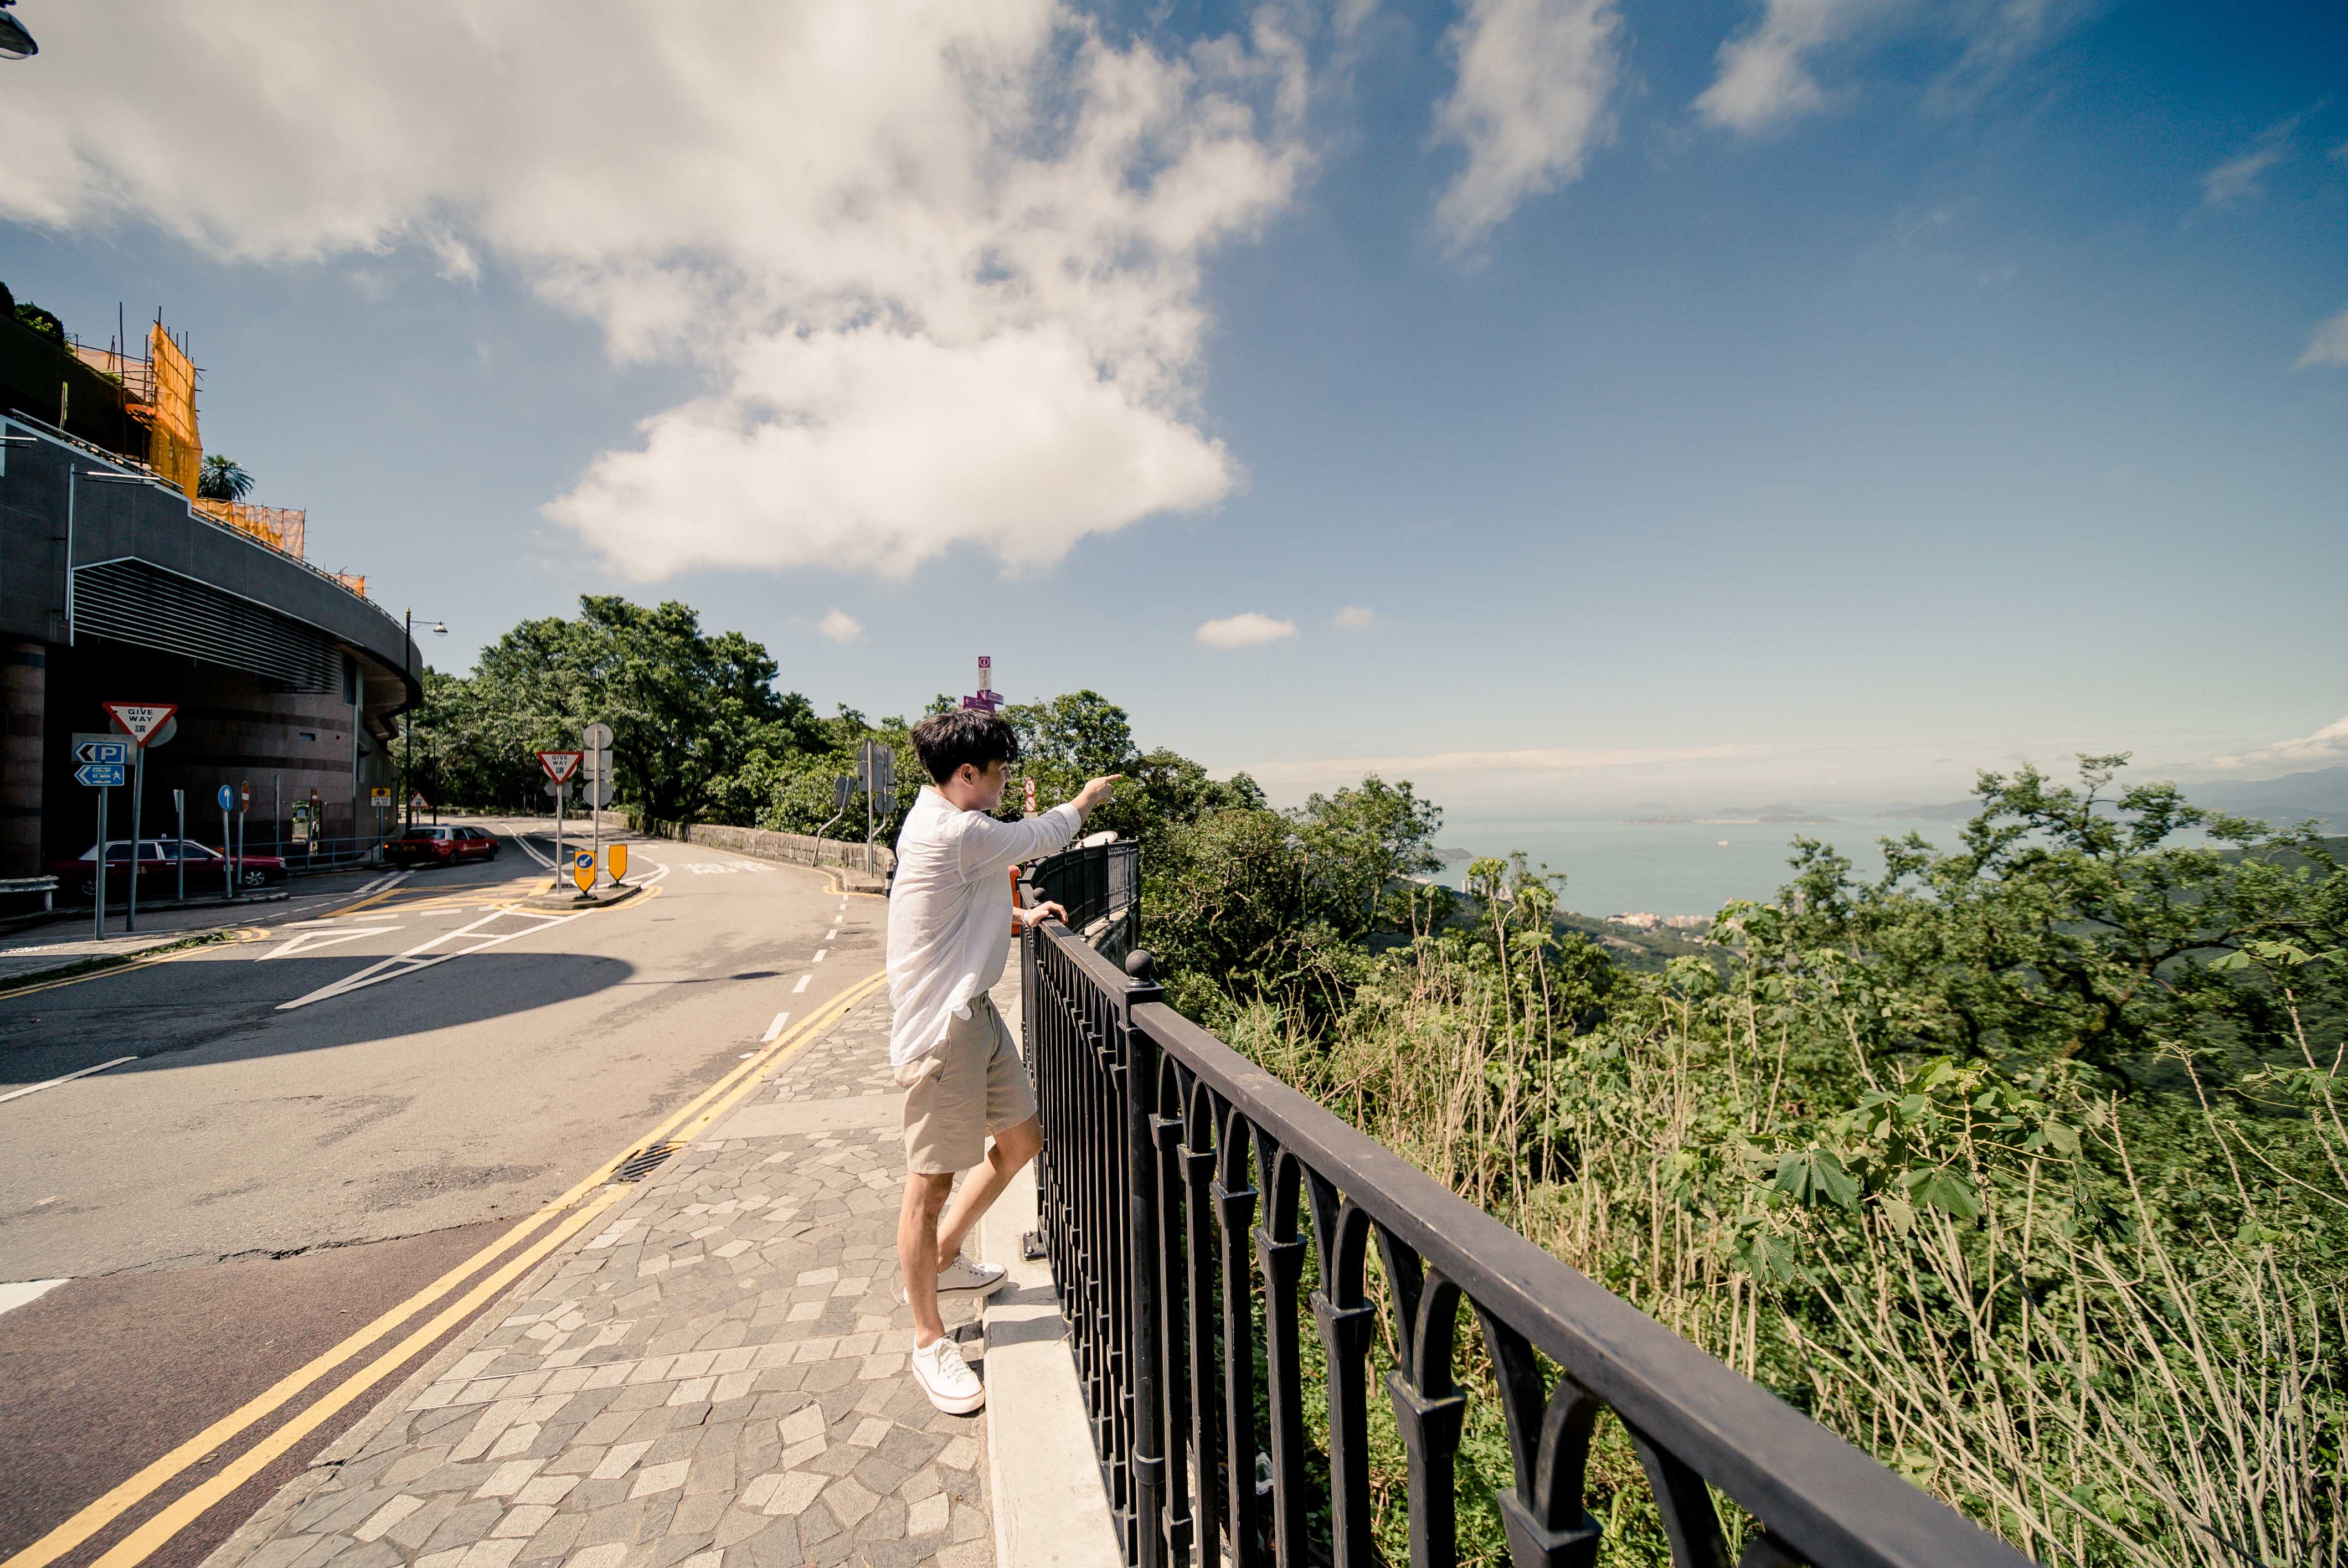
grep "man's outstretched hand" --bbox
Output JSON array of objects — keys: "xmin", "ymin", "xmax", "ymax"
[{"xmin": 1073, "ymin": 774, "xmax": 1123, "ymax": 815}]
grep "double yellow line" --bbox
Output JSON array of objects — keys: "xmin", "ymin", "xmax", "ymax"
[{"xmin": 7, "ymin": 965, "xmax": 889, "ymax": 1568}]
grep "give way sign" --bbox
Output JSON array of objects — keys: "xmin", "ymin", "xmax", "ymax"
[
  {"xmin": 538, "ymin": 750, "xmax": 583, "ymax": 783},
  {"xmin": 103, "ymin": 701, "xmax": 177, "ymax": 746}
]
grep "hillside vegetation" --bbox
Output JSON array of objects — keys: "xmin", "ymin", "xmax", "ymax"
[{"xmin": 411, "ymin": 601, "xmax": 2345, "ymax": 1565}]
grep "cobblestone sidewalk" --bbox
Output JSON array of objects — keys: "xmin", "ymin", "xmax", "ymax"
[{"xmin": 209, "ymin": 979, "xmax": 1015, "ymax": 1568}]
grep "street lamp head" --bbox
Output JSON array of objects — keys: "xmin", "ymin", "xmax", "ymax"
[
  {"xmin": 429, "ymin": 622, "xmax": 448, "ymax": 635},
  {"xmin": 0, "ymin": 2, "xmax": 38, "ymax": 61}
]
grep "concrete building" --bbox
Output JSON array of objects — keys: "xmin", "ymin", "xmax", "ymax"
[{"xmin": 0, "ymin": 302, "xmax": 417, "ymax": 878}]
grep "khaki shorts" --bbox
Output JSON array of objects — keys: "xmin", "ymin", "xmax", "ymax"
[{"xmin": 902, "ymin": 996, "xmax": 1038, "ymax": 1175}]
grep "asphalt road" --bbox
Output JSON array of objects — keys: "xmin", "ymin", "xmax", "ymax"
[{"xmin": 0, "ymin": 823, "xmax": 885, "ymax": 1568}]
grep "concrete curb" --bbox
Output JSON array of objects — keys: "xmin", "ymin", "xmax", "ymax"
[
  {"xmin": 981, "ymin": 990, "xmax": 1122, "ymax": 1568},
  {"xmin": 0, "ymin": 923, "xmax": 262, "ymax": 993}
]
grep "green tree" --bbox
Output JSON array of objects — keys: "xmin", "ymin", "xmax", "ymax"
[
  {"xmin": 403, "ymin": 596, "xmax": 823, "ymax": 823},
  {"xmin": 1291, "ymin": 774, "xmax": 1446, "ymax": 941},
  {"xmin": 1726, "ymin": 754, "xmax": 2348, "ymax": 1086}
]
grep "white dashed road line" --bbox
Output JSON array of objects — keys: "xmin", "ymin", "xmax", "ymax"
[
  {"xmin": 792, "ymin": 975, "xmax": 810, "ymax": 994},
  {"xmin": 761, "ymin": 1012, "xmax": 790, "ymax": 1042},
  {"xmin": 812, "ymin": 949, "xmax": 826, "ymax": 963}
]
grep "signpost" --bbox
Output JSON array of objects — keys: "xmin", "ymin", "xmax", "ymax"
[
  {"xmin": 104, "ymin": 702, "xmax": 176, "ymax": 932},
  {"xmin": 218, "ymin": 785, "xmax": 236, "ymax": 899},
  {"xmin": 856, "ymin": 739, "xmax": 894, "ymax": 873},
  {"xmin": 960, "ymin": 654, "xmax": 1003, "ymax": 715},
  {"xmin": 539, "ymin": 750, "xmax": 583, "ymax": 881},
  {"xmin": 583, "ymin": 723, "xmax": 614, "ymax": 886},
  {"xmin": 73, "ymin": 736, "xmax": 131, "ymax": 937},
  {"xmin": 240, "ymin": 781, "xmax": 251, "ymax": 891},
  {"xmin": 173, "ymin": 788, "xmax": 186, "ymax": 900}
]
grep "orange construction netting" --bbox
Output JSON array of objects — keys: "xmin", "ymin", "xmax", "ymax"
[
  {"xmin": 144, "ymin": 323, "xmax": 200, "ymax": 497},
  {"xmin": 192, "ymin": 498, "xmax": 307, "ymax": 558}
]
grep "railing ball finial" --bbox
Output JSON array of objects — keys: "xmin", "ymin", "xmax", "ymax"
[{"xmin": 1124, "ymin": 948, "xmax": 1156, "ymax": 983}]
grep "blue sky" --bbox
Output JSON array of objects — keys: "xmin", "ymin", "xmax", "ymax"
[{"xmin": 3, "ymin": 0, "xmax": 2342, "ymax": 823}]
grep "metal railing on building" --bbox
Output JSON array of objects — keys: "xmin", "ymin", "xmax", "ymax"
[{"xmin": 1018, "ymin": 845, "xmax": 2030, "ymax": 1568}]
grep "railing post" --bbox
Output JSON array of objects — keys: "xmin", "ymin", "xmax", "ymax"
[{"xmin": 1122, "ymin": 951, "xmax": 1168, "ymax": 1568}]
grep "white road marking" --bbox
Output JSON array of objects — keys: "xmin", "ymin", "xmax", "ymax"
[
  {"xmin": 514, "ymin": 834, "xmax": 557, "ymax": 870},
  {"xmin": 260, "ymin": 925, "xmax": 401, "ymax": 961},
  {"xmin": 791, "ymin": 975, "xmax": 811, "ymax": 994},
  {"xmin": 276, "ymin": 905, "xmax": 589, "ymax": 1011},
  {"xmin": 0, "ymin": 1278, "xmax": 69, "ymax": 1318},
  {"xmin": 812, "ymin": 949, "xmax": 827, "ymax": 962},
  {"xmin": 0, "ymin": 1055, "xmax": 140, "ymax": 1106},
  {"xmin": 762, "ymin": 1012, "xmax": 790, "ymax": 1042}
]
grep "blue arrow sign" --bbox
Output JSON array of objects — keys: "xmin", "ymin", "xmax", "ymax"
[
  {"xmin": 75, "ymin": 739, "xmax": 130, "ymax": 766},
  {"xmin": 76, "ymin": 762, "xmax": 126, "ymax": 788},
  {"xmin": 218, "ymin": 785, "xmax": 235, "ymax": 811}
]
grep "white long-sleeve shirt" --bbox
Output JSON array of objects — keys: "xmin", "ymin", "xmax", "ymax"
[{"xmin": 886, "ymin": 786, "xmax": 1084, "ymax": 1068}]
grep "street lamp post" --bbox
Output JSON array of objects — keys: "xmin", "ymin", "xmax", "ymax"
[{"xmin": 403, "ymin": 609, "xmax": 447, "ymax": 831}]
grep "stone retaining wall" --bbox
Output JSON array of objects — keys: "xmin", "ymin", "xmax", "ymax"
[{"xmin": 634, "ymin": 819, "xmax": 894, "ymax": 875}]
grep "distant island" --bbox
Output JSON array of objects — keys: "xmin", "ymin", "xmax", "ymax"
[{"xmin": 1625, "ymin": 804, "xmax": 1837, "ymax": 825}]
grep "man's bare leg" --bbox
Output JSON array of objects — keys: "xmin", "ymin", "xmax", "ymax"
[
  {"xmin": 934, "ymin": 1116, "xmax": 1042, "ymax": 1268},
  {"xmin": 899, "ymin": 1169, "xmax": 956, "ymax": 1347}
]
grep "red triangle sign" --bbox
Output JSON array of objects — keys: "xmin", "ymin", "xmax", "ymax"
[
  {"xmin": 538, "ymin": 750, "xmax": 583, "ymax": 783},
  {"xmin": 104, "ymin": 701, "xmax": 178, "ymax": 745}
]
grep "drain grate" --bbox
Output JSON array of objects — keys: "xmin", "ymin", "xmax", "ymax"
[{"xmin": 609, "ymin": 1141, "xmax": 684, "ymax": 1183}]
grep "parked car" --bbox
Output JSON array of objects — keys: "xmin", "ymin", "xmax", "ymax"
[
  {"xmin": 53, "ymin": 839, "xmax": 286, "ymax": 897},
  {"xmin": 386, "ymin": 824, "xmax": 501, "ymax": 867}
]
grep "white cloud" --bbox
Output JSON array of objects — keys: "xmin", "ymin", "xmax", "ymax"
[
  {"xmin": 814, "ymin": 610, "xmax": 864, "ymax": 646},
  {"xmin": 0, "ymin": 1, "xmax": 1310, "ymax": 580},
  {"xmin": 2214, "ymin": 716, "xmax": 2348, "ymax": 771},
  {"xmin": 1696, "ymin": 0, "xmax": 2088, "ymax": 135},
  {"xmin": 2202, "ymin": 138, "xmax": 2290, "ymax": 207},
  {"xmin": 1333, "ymin": 605, "xmax": 1377, "ymax": 628},
  {"xmin": 1245, "ymin": 742, "xmax": 1767, "ymax": 782},
  {"xmin": 2299, "ymin": 307, "xmax": 2348, "ymax": 369},
  {"xmin": 1196, "ymin": 612, "xmax": 1300, "ymax": 649},
  {"xmin": 1695, "ymin": 0, "xmax": 1881, "ymax": 135},
  {"xmin": 1430, "ymin": 0, "xmax": 1623, "ymax": 255}
]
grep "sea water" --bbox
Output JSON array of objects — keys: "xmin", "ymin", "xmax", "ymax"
[{"xmin": 1432, "ymin": 815, "xmax": 1975, "ymax": 920}]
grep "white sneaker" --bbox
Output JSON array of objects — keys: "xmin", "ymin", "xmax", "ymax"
[
  {"xmin": 909, "ymin": 1335, "xmax": 985, "ymax": 1415},
  {"xmin": 900, "ymin": 1252, "xmax": 1006, "ymax": 1303}
]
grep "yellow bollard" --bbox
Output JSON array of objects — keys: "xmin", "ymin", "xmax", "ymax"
[{"xmin": 608, "ymin": 842, "xmax": 629, "ymax": 884}]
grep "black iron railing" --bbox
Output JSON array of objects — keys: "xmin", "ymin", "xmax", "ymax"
[
  {"xmin": 1022, "ymin": 838, "xmax": 1139, "ymax": 962},
  {"xmin": 1020, "ymin": 919, "xmax": 2033, "ymax": 1568}
]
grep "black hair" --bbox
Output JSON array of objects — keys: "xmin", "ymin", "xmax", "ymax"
[{"xmin": 911, "ymin": 709, "xmax": 1018, "ymax": 786}]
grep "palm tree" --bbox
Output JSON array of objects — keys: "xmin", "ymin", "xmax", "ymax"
[{"xmin": 197, "ymin": 453, "xmax": 254, "ymax": 502}]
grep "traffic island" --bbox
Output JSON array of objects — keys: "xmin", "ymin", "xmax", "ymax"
[{"xmin": 519, "ymin": 879, "xmax": 646, "ymax": 912}]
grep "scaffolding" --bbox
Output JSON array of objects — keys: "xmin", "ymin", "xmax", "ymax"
[
  {"xmin": 191, "ymin": 498, "xmax": 306, "ymax": 556},
  {"xmin": 62, "ymin": 310, "xmax": 373, "ymax": 604}
]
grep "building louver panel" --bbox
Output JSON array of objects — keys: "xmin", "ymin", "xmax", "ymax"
[{"xmin": 72, "ymin": 559, "xmax": 342, "ymax": 693}]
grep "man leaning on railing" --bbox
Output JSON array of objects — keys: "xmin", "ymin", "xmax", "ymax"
[{"xmin": 884, "ymin": 707, "xmax": 1121, "ymax": 1415}]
